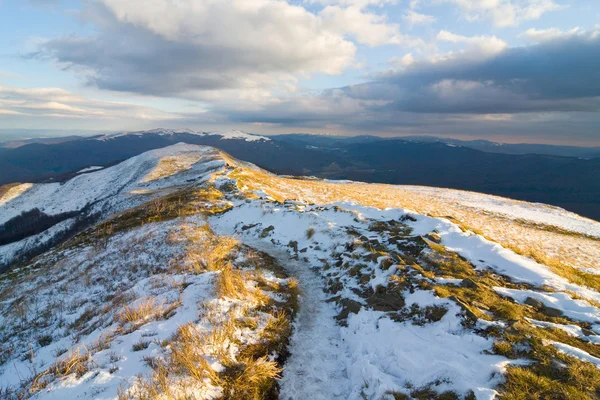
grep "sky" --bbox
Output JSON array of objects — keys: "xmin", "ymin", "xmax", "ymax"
[{"xmin": 0, "ymin": 0, "xmax": 599, "ymax": 145}]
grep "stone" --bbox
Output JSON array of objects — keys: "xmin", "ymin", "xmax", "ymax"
[
  {"xmin": 425, "ymin": 232, "xmax": 442, "ymax": 244},
  {"xmin": 366, "ymin": 291, "xmax": 405, "ymax": 312},
  {"xmin": 524, "ymin": 297, "xmax": 544, "ymax": 309}
]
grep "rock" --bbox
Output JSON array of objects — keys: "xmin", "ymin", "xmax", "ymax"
[
  {"xmin": 582, "ymin": 327, "xmax": 597, "ymax": 337},
  {"xmin": 541, "ymin": 305, "xmax": 563, "ymax": 318},
  {"xmin": 366, "ymin": 291, "xmax": 405, "ymax": 312},
  {"xmin": 363, "ymin": 253, "xmax": 380, "ymax": 263},
  {"xmin": 259, "ymin": 225, "xmax": 274, "ymax": 238},
  {"xmin": 335, "ymin": 299, "xmax": 363, "ymax": 323},
  {"xmin": 380, "ymin": 257, "xmax": 394, "ymax": 270},
  {"xmin": 449, "ymin": 296, "xmax": 478, "ymax": 322},
  {"xmin": 505, "ymin": 320, "xmax": 530, "ymax": 335},
  {"xmin": 524, "ymin": 297, "xmax": 562, "ymax": 317},
  {"xmin": 525, "ymin": 297, "xmax": 544, "ymax": 309},
  {"xmin": 461, "ymin": 278, "xmax": 480, "ymax": 289},
  {"xmin": 425, "ymin": 232, "xmax": 442, "ymax": 244},
  {"xmin": 400, "ymin": 214, "xmax": 417, "ymax": 222}
]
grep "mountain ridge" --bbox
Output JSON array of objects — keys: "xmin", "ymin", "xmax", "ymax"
[
  {"xmin": 1, "ymin": 129, "xmax": 599, "ymax": 222},
  {"xmin": 2, "ymin": 144, "xmax": 600, "ymax": 399}
]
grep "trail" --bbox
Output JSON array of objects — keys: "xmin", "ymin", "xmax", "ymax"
[{"xmin": 237, "ymin": 238, "xmax": 355, "ymax": 400}]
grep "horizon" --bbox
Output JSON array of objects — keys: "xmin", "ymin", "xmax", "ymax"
[
  {"xmin": 0, "ymin": 1, "xmax": 599, "ymax": 145},
  {"xmin": 1, "ymin": 127, "xmax": 600, "ymax": 148}
]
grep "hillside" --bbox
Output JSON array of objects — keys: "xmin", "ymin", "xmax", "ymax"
[
  {"xmin": 2, "ymin": 144, "xmax": 600, "ymax": 399},
  {"xmin": 0, "ymin": 129, "xmax": 598, "ymax": 222}
]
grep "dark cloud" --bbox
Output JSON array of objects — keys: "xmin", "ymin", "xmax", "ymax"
[
  {"xmin": 213, "ymin": 31, "xmax": 600, "ymax": 143},
  {"xmin": 344, "ymin": 31, "xmax": 600, "ymax": 115}
]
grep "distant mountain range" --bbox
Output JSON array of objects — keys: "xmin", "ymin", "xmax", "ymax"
[
  {"xmin": 1, "ymin": 129, "xmax": 599, "ymax": 221},
  {"xmin": 272, "ymin": 133, "xmax": 600, "ymax": 159}
]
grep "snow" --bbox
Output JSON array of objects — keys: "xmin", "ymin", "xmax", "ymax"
[
  {"xmin": 99, "ymin": 128, "xmax": 270, "ymax": 142},
  {"xmin": 342, "ymin": 292, "xmax": 508, "ymax": 400},
  {"xmin": 0, "ymin": 144, "xmax": 225, "ymax": 265},
  {"xmin": 207, "ymin": 129, "xmax": 270, "ymax": 142},
  {"xmin": 396, "ymin": 186, "xmax": 600, "ymax": 239},
  {"xmin": 234, "ymin": 239, "xmax": 354, "ymax": 400},
  {"xmin": 0, "ymin": 214, "xmax": 287, "ymax": 399},
  {"xmin": 3, "ymin": 143, "xmax": 600, "ymax": 399},
  {"xmin": 211, "ymin": 199, "xmax": 513, "ymax": 399},
  {"xmin": 550, "ymin": 341, "xmax": 600, "ymax": 367},
  {"xmin": 0, "ymin": 217, "xmax": 76, "ymax": 265},
  {"xmin": 527, "ymin": 319, "xmax": 600, "ymax": 344},
  {"xmin": 495, "ymin": 287, "xmax": 600, "ymax": 323},
  {"xmin": 77, "ymin": 166, "xmax": 103, "ymax": 173}
]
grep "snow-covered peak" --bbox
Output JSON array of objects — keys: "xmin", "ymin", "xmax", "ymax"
[
  {"xmin": 0, "ymin": 143, "xmax": 225, "ymax": 227},
  {"xmin": 207, "ymin": 129, "xmax": 271, "ymax": 142},
  {"xmin": 99, "ymin": 128, "xmax": 270, "ymax": 142},
  {"xmin": 99, "ymin": 128, "xmax": 199, "ymax": 140}
]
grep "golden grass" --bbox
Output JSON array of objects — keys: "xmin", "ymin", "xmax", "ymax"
[
  {"xmin": 141, "ymin": 154, "xmax": 204, "ymax": 183},
  {"xmin": 216, "ymin": 264, "xmax": 250, "ymax": 300},
  {"xmin": 181, "ymin": 224, "xmax": 239, "ymax": 273},
  {"xmin": 116, "ymin": 297, "xmax": 164, "ymax": 327},
  {"xmin": 30, "ymin": 346, "xmax": 93, "ymax": 394},
  {"xmin": 123, "ymin": 316, "xmax": 282, "ymax": 400},
  {"xmin": 226, "ymin": 162, "xmax": 600, "ymax": 288},
  {"xmin": 508, "ymin": 242, "xmax": 600, "ymax": 293}
]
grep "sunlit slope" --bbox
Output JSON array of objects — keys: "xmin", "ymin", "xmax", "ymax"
[{"xmin": 1, "ymin": 144, "xmax": 600, "ymax": 399}]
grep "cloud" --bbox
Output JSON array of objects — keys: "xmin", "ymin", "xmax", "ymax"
[
  {"xmin": 36, "ymin": 0, "xmax": 359, "ymax": 100},
  {"xmin": 303, "ymin": 0, "xmax": 398, "ymax": 7},
  {"xmin": 0, "ymin": 84, "xmax": 183, "ymax": 124},
  {"xmin": 210, "ymin": 28, "xmax": 600, "ymax": 142},
  {"xmin": 403, "ymin": 10, "xmax": 436, "ymax": 27},
  {"xmin": 436, "ymin": 30, "xmax": 508, "ymax": 58},
  {"xmin": 520, "ymin": 25, "xmax": 600, "ymax": 42},
  {"xmin": 442, "ymin": 0, "xmax": 562, "ymax": 27},
  {"xmin": 320, "ymin": 5, "xmax": 423, "ymax": 46}
]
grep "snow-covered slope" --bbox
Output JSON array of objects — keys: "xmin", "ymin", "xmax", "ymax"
[
  {"xmin": 0, "ymin": 144, "xmax": 225, "ymax": 266},
  {"xmin": 2, "ymin": 144, "xmax": 600, "ymax": 400}
]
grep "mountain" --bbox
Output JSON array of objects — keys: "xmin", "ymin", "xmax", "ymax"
[
  {"xmin": 0, "ymin": 135, "xmax": 91, "ymax": 149},
  {"xmin": 1, "ymin": 144, "xmax": 600, "ymax": 399},
  {"xmin": 0, "ymin": 129, "xmax": 599, "ymax": 222},
  {"xmin": 394, "ymin": 136, "xmax": 600, "ymax": 159}
]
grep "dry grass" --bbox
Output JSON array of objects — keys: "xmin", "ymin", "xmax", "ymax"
[
  {"xmin": 508, "ymin": 243, "xmax": 600, "ymax": 293},
  {"xmin": 116, "ymin": 297, "xmax": 164, "ymax": 328},
  {"xmin": 141, "ymin": 154, "xmax": 204, "ymax": 183},
  {"xmin": 122, "ymin": 315, "xmax": 282, "ymax": 400},
  {"xmin": 227, "ymin": 162, "xmax": 600, "ymax": 286},
  {"xmin": 181, "ymin": 224, "xmax": 239, "ymax": 273},
  {"xmin": 30, "ymin": 347, "xmax": 93, "ymax": 394},
  {"xmin": 216, "ymin": 264, "xmax": 251, "ymax": 300}
]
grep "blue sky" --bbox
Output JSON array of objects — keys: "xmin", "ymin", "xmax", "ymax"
[{"xmin": 0, "ymin": 0, "xmax": 599, "ymax": 145}]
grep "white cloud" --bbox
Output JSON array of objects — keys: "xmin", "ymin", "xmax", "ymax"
[
  {"xmin": 403, "ymin": 10, "xmax": 436, "ymax": 26},
  {"xmin": 40, "ymin": 0, "xmax": 358, "ymax": 99},
  {"xmin": 319, "ymin": 5, "xmax": 419, "ymax": 46},
  {"xmin": 520, "ymin": 25, "xmax": 600, "ymax": 42},
  {"xmin": 0, "ymin": 84, "xmax": 183, "ymax": 122},
  {"xmin": 442, "ymin": 0, "xmax": 562, "ymax": 27},
  {"xmin": 437, "ymin": 30, "xmax": 508, "ymax": 57},
  {"xmin": 304, "ymin": 0, "xmax": 398, "ymax": 7}
]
